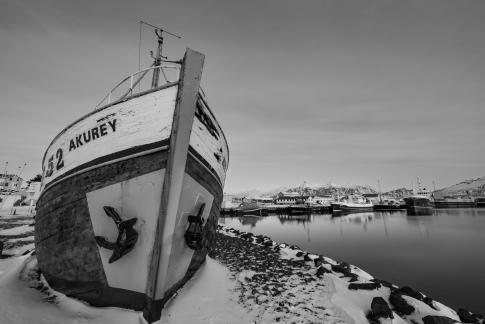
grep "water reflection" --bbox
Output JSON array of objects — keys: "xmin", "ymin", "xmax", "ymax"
[
  {"xmin": 278, "ymin": 214, "xmax": 312, "ymax": 225},
  {"xmin": 237, "ymin": 215, "xmax": 263, "ymax": 227},
  {"xmin": 220, "ymin": 208, "xmax": 485, "ymax": 313}
]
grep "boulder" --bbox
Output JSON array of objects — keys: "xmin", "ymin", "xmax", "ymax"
[
  {"xmin": 314, "ymin": 258, "xmax": 324, "ymax": 267},
  {"xmin": 389, "ymin": 292, "xmax": 415, "ymax": 315},
  {"xmin": 371, "ymin": 278, "xmax": 395, "ymax": 290},
  {"xmin": 291, "ymin": 260, "xmax": 306, "ymax": 267},
  {"xmin": 348, "ymin": 282, "xmax": 381, "ymax": 290},
  {"xmin": 399, "ymin": 286, "xmax": 425, "ymax": 301},
  {"xmin": 296, "ymin": 251, "xmax": 304, "ymax": 257},
  {"xmin": 316, "ymin": 266, "xmax": 331, "ymax": 277},
  {"xmin": 332, "ymin": 264, "xmax": 351, "ymax": 274},
  {"xmin": 422, "ymin": 315, "xmax": 457, "ymax": 324},
  {"xmin": 370, "ymin": 297, "xmax": 394, "ymax": 319},
  {"xmin": 423, "ymin": 296, "xmax": 437, "ymax": 310},
  {"xmin": 304, "ymin": 253, "xmax": 312, "ymax": 261},
  {"xmin": 263, "ymin": 240, "xmax": 273, "ymax": 247},
  {"xmin": 457, "ymin": 308, "xmax": 480, "ymax": 323}
]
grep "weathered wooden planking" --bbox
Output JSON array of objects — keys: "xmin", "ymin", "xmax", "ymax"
[
  {"xmin": 41, "ymin": 85, "xmax": 178, "ymax": 190},
  {"xmin": 36, "ymin": 150, "xmax": 168, "ymax": 219},
  {"xmin": 35, "ymin": 151, "xmax": 169, "ymax": 310},
  {"xmin": 190, "ymin": 98, "xmax": 229, "ymax": 185}
]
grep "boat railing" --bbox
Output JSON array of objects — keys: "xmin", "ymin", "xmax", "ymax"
[{"xmin": 95, "ymin": 63, "xmax": 181, "ymax": 110}]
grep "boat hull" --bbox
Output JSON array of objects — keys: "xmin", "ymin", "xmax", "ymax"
[
  {"xmin": 35, "ymin": 49, "xmax": 229, "ymax": 323},
  {"xmin": 331, "ymin": 203, "xmax": 374, "ymax": 213},
  {"xmin": 35, "ymin": 150, "xmax": 222, "ymax": 310},
  {"xmin": 403, "ymin": 197, "xmax": 434, "ymax": 216},
  {"xmin": 373, "ymin": 204, "xmax": 406, "ymax": 211},
  {"xmin": 434, "ymin": 200, "xmax": 476, "ymax": 208}
]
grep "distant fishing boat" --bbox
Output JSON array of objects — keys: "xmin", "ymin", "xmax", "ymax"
[
  {"xmin": 237, "ymin": 200, "xmax": 267, "ymax": 216},
  {"xmin": 35, "ymin": 24, "xmax": 228, "ymax": 323},
  {"xmin": 331, "ymin": 194, "xmax": 373, "ymax": 213},
  {"xmin": 373, "ymin": 199, "xmax": 406, "ymax": 211},
  {"xmin": 404, "ymin": 178, "xmax": 433, "ymax": 216},
  {"xmin": 433, "ymin": 197, "xmax": 476, "ymax": 208}
]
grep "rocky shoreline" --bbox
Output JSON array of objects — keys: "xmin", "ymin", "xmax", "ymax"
[{"xmin": 210, "ymin": 225, "xmax": 484, "ymax": 324}]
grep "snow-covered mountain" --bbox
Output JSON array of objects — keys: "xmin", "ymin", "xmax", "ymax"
[
  {"xmin": 383, "ymin": 188, "xmax": 413, "ymax": 198},
  {"xmin": 227, "ymin": 183, "xmax": 377, "ymax": 198},
  {"xmin": 434, "ymin": 176, "xmax": 485, "ymax": 197}
]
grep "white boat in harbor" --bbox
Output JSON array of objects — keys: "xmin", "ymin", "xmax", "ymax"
[
  {"xmin": 34, "ymin": 26, "xmax": 228, "ymax": 323},
  {"xmin": 331, "ymin": 194, "xmax": 373, "ymax": 213}
]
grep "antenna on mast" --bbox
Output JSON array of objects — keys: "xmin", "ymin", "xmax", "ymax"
[
  {"xmin": 139, "ymin": 21, "xmax": 182, "ymax": 88},
  {"xmin": 17, "ymin": 163, "xmax": 27, "ymax": 178},
  {"xmin": 1, "ymin": 162, "xmax": 7, "ymax": 187}
]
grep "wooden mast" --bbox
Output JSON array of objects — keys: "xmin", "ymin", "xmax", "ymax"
[{"xmin": 144, "ymin": 48, "xmax": 205, "ymax": 322}]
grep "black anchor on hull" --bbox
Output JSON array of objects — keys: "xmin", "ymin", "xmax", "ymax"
[{"xmin": 95, "ymin": 206, "xmax": 138, "ymax": 264}]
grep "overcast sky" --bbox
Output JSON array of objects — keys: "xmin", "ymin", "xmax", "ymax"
[{"xmin": 1, "ymin": 0, "xmax": 484, "ymax": 192}]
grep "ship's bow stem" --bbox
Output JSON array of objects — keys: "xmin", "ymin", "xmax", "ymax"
[{"xmin": 143, "ymin": 48, "xmax": 205, "ymax": 323}]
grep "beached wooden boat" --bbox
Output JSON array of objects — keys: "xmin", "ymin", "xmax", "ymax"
[{"xmin": 34, "ymin": 29, "xmax": 228, "ymax": 323}]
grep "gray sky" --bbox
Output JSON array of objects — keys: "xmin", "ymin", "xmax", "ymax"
[{"xmin": 1, "ymin": 0, "xmax": 484, "ymax": 192}]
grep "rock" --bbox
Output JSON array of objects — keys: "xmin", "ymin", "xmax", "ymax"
[
  {"xmin": 424, "ymin": 296, "xmax": 437, "ymax": 310},
  {"xmin": 264, "ymin": 240, "xmax": 273, "ymax": 247},
  {"xmin": 314, "ymin": 258, "xmax": 324, "ymax": 267},
  {"xmin": 316, "ymin": 266, "xmax": 330, "ymax": 277},
  {"xmin": 422, "ymin": 315, "xmax": 457, "ymax": 324},
  {"xmin": 304, "ymin": 253, "xmax": 312, "ymax": 261},
  {"xmin": 371, "ymin": 278, "xmax": 395, "ymax": 290},
  {"xmin": 331, "ymin": 264, "xmax": 351, "ymax": 274},
  {"xmin": 296, "ymin": 251, "xmax": 304, "ymax": 257},
  {"xmin": 457, "ymin": 308, "xmax": 479, "ymax": 323},
  {"xmin": 399, "ymin": 286, "xmax": 425, "ymax": 301},
  {"xmin": 255, "ymin": 235, "xmax": 265, "ymax": 243},
  {"xmin": 348, "ymin": 282, "xmax": 381, "ymax": 290},
  {"xmin": 370, "ymin": 297, "xmax": 393, "ymax": 319},
  {"xmin": 343, "ymin": 272, "xmax": 359, "ymax": 281},
  {"xmin": 389, "ymin": 292, "xmax": 415, "ymax": 315},
  {"xmin": 291, "ymin": 260, "xmax": 306, "ymax": 267}
]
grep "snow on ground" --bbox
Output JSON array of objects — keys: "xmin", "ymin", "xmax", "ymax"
[
  {"xmin": 0, "ymin": 224, "xmax": 33, "ymax": 236},
  {"xmin": 0, "ymin": 255, "xmax": 141, "ymax": 324},
  {"xmin": 157, "ymin": 258, "xmax": 254, "ymax": 324}
]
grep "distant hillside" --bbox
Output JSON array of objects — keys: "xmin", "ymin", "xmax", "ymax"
[
  {"xmin": 434, "ymin": 176, "xmax": 485, "ymax": 197},
  {"xmin": 228, "ymin": 183, "xmax": 377, "ymax": 198},
  {"xmin": 383, "ymin": 188, "xmax": 413, "ymax": 198}
]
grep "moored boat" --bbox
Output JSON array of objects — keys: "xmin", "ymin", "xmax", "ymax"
[
  {"xmin": 403, "ymin": 196, "xmax": 434, "ymax": 215},
  {"xmin": 373, "ymin": 199, "xmax": 406, "ymax": 211},
  {"xmin": 236, "ymin": 201, "xmax": 267, "ymax": 216},
  {"xmin": 404, "ymin": 179, "xmax": 433, "ymax": 215},
  {"xmin": 331, "ymin": 195, "xmax": 373, "ymax": 213},
  {"xmin": 34, "ymin": 27, "xmax": 228, "ymax": 323},
  {"xmin": 433, "ymin": 197, "xmax": 477, "ymax": 208}
]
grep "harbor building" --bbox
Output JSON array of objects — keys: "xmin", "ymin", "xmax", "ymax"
[{"xmin": 0, "ymin": 174, "xmax": 23, "ymax": 192}]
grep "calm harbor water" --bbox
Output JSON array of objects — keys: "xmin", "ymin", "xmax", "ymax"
[{"xmin": 219, "ymin": 209, "xmax": 485, "ymax": 313}]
